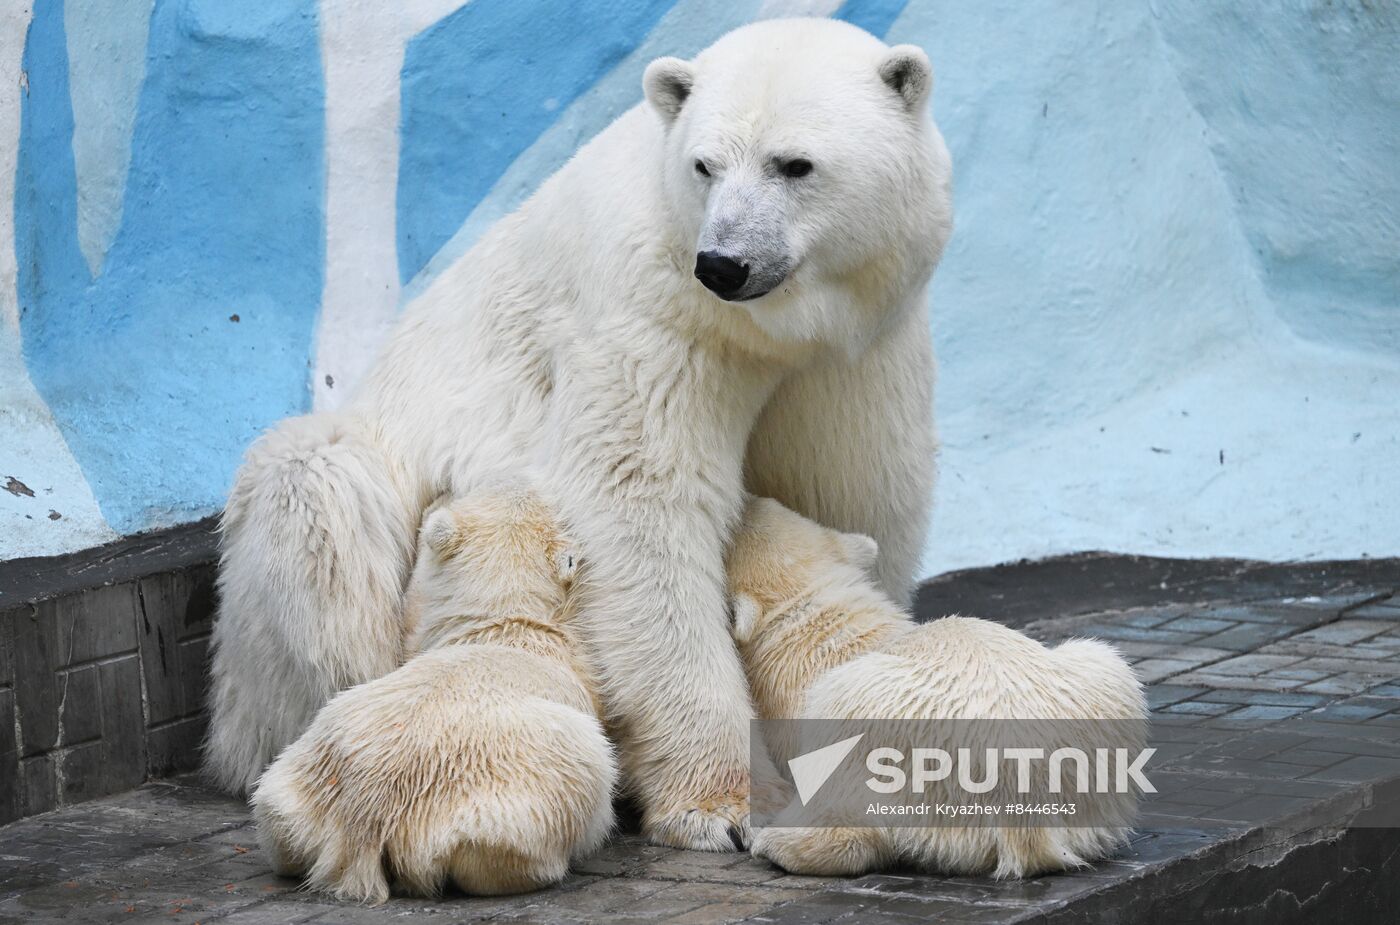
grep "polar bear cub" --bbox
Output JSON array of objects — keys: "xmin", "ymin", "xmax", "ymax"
[
  {"xmin": 252, "ymin": 483, "xmax": 616, "ymax": 902},
  {"xmin": 729, "ymin": 498, "xmax": 1147, "ymax": 879}
]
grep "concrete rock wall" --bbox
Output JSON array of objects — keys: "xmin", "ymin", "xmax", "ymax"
[{"xmin": 1, "ymin": 0, "xmax": 1396, "ymax": 575}]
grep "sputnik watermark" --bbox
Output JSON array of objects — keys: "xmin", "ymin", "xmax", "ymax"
[
  {"xmin": 789, "ymin": 734, "xmax": 866, "ymax": 805},
  {"xmin": 862, "ymin": 745, "xmax": 1156, "ymax": 797},
  {"xmin": 790, "ymin": 736, "xmax": 1154, "ymax": 809},
  {"xmin": 864, "ymin": 802, "xmax": 1080, "ymax": 817},
  {"xmin": 752, "ymin": 719, "xmax": 1156, "ymax": 828}
]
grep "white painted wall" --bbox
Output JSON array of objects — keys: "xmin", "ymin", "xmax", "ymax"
[{"xmin": 1, "ymin": 2, "xmax": 117, "ymax": 557}]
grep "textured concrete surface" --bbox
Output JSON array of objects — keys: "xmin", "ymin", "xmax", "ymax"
[{"xmin": 2, "ymin": 580, "xmax": 1398, "ymax": 922}]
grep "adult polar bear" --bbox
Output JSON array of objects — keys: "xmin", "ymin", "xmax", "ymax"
[{"xmin": 208, "ymin": 18, "xmax": 952, "ymax": 851}]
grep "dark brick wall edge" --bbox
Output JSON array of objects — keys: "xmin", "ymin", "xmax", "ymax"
[
  {"xmin": 0, "ymin": 552, "xmax": 216, "ymax": 825},
  {"xmin": 0, "ymin": 516, "xmax": 220, "ymax": 608},
  {"xmin": 917, "ymin": 551, "xmax": 1400, "ymax": 628}
]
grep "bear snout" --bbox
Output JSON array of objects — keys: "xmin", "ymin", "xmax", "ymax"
[{"xmin": 695, "ymin": 251, "xmax": 750, "ymax": 299}]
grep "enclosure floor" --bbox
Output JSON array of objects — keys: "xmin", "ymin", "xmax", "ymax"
[{"xmin": 3, "ymin": 583, "xmax": 1400, "ymax": 923}]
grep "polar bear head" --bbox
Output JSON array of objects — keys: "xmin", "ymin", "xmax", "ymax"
[
  {"xmin": 644, "ymin": 18, "xmax": 952, "ymax": 353},
  {"xmin": 726, "ymin": 496, "xmax": 880, "ymax": 644},
  {"xmin": 403, "ymin": 480, "xmax": 579, "ymax": 649}
]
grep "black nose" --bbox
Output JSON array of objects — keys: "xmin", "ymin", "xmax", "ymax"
[{"xmin": 695, "ymin": 251, "xmax": 749, "ymax": 297}]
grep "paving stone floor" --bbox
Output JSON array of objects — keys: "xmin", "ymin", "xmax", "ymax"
[{"xmin": 3, "ymin": 586, "xmax": 1400, "ymax": 923}]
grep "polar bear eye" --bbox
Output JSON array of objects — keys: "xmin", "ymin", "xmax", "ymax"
[
  {"xmin": 780, "ymin": 158, "xmax": 813, "ymax": 178},
  {"xmin": 694, "ymin": 159, "xmax": 711, "ymax": 178}
]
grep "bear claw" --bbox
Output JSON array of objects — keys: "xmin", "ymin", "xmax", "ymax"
[{"xmin": 645, "ymin": 800, "xmax": 751, "ymax": 852}]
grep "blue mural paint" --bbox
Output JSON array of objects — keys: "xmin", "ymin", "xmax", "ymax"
[
  {"xmin": 402, "ymin": 0, "xmax": 769, "ymax": 302},
  {"xmin": 16, "ymin": 0, "xmax": 325, "ymax": 534},
  {"xmin": 396, "ymin": 0, "xmax": 674, "ymax": 284},
  {"xmin": 835, "ymin": 0, "xmax": 909, "ymax": 38}
]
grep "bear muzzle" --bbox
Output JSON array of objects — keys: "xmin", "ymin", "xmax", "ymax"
[{"xmin": 695, "ymin": 251, "xmax": 751, "ymax": 299}]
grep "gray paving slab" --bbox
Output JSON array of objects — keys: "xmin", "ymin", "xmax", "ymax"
[{"xmin": 2, "ymin": 581, "xmax": 1398, "ymax": 923}]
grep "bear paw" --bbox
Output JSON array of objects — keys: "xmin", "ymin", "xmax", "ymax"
[
  {"xmin": 751, "ymin": 825, "xmax": 881, "ymax": 876},
  {"xmin": 645, "ymin": 789, "xmax": 751, "ymax": 852}
]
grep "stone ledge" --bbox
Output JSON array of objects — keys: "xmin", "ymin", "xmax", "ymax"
[
  {"xmin": 0, "ymin": 517, "xmax": 219, "ymax": 609},
  {"xmin": 0, "ymin": 772, "xmax": 1395, "ymax": 923},
  {"xmin": 916, "ymin": 552, "xmax": 1400, "ymax": 628},
  {"xmin": 1, "ymin": 557, "xmax": 1397, "ymax": 922}
]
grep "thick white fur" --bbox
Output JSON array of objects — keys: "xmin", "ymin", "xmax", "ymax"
[
  {"xmin": 730, "ymin": 498, "xmax": 1147, "ymax": 878},
  {"xmin": 252, "ymin": 484, "xmax": 615, "ymax": 903},
  {"xmin": 209, "ymin": 18, "xmax": 952, "ymax": 850}
]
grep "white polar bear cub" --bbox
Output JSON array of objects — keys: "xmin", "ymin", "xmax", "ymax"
[
  {"xmin": 252, "ymin": 483, "xmax": 615, "ymax": 903},
  {"xmin": 210, "ymin": 17, "xmax": 952, "ymax": 852},
  {"xmin": 730, "ymin": 498, "xmax": 1147, "ymax": 879}
]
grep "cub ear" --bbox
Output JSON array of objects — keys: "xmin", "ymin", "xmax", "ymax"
[
  {"xmin": 421, "ymin": 508, "xmax": 457, "ymax": 555},
  {"xmin": 644, "ymin": 56, "xmax": 695, "ymax": 122},
  {"xmin": 878, "ymin": 44, "xmax": 932, "ymax": 111},
  {"xmin": 554, "ymin": 548, "xmax": 580, "ymax": 584},
  {"xmin": 731, "ymin": 593, "xmax": 762, "ymax": 644},
  {"xmin": 839, "ymin": 531, "xmax": 880, "ymax": 573}
]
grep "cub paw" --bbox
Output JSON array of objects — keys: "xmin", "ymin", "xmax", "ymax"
[{"xmin": 751, "ymin": 825, "xmax": 878, "ymax": 876}]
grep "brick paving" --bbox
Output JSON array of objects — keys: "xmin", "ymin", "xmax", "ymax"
[{"xmin": 2, "ymin": 586, "xmax": 1399, "ymax": 923}]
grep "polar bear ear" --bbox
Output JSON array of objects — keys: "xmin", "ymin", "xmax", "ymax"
[
  {"xmin": 421, "ymin": 508, "xmax": 458, "ymax": 556},
  {"xmin": 554, "ymin": 548, "xmax": 580, "ymax": 584},
  {"xmin": 838, "ymin": 531, "xmax": 880, "ymax": 573},
  {"xmin": 644, "ymin": 56, "xmax": 695, "ymax": 122},
  {"xmin": 730, "ymin": 593, "xmax": 762, "ymax": 644},
  {"xmin": 878, "ymin": 45, "xmax": 933, "ymax": 111}
]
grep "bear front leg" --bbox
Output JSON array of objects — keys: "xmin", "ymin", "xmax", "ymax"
[
  {"xmin": 745, "ymin": 299, "xmax": 936, "ymax": 606},
  {"xmin": 542, "ymin": 331, "xmax": 778, "ymax": 851},
  {"xmin": 561, "ymin": 499, "xmax": 756, "ymax": 851}
]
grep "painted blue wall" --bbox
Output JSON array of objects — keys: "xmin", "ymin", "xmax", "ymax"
[
  {"xmin": 396, "ymin": 0, "xmax": 674, "ymax": 283},
  {"xmin": 13, "ymin": 0, "xmax": 324, "ymax": 536},
  {"xmin": 2, "ymin": 0, "xmax": 1397, "ymax": 574}
]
